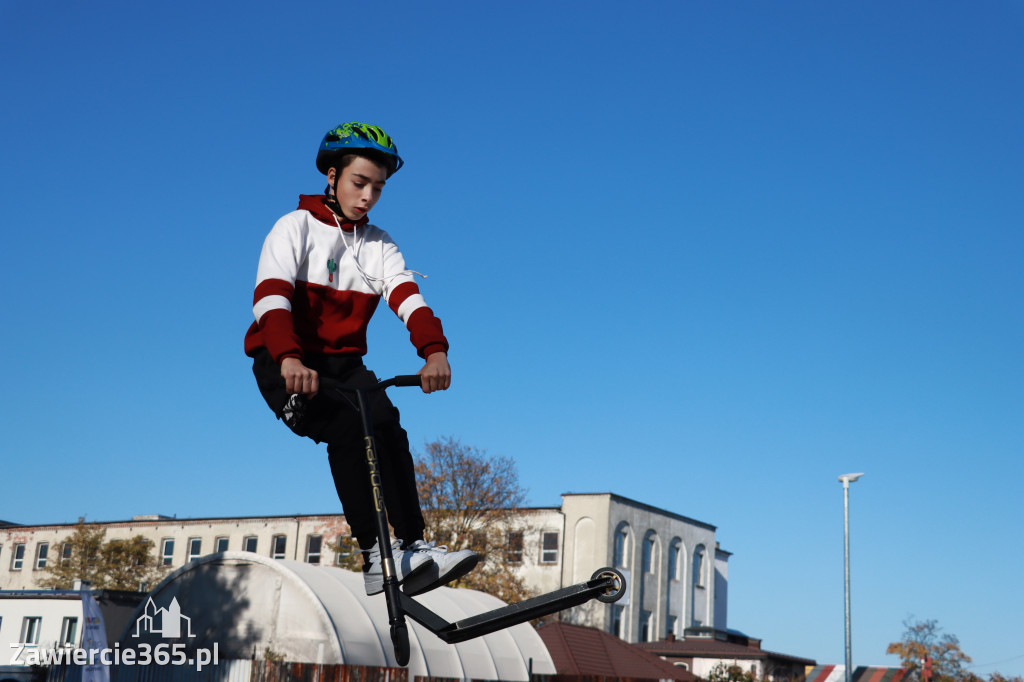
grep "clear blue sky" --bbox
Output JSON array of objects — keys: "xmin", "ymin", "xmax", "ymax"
[{"xmin": 2, "ymin": 0, "xmax": 1021, "ymax": 676}]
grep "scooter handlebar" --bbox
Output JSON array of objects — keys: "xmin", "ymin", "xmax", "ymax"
[{"xmin": 316, "ymin": 375, "xmax": 422, "ymax": 393}]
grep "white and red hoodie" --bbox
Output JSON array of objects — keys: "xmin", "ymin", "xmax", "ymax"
[{"xmin": 244, "ymin": 195, "xmax": 448, "ymax": 364}]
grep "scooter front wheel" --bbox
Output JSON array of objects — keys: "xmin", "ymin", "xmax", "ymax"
[
  {"xmin": 592, "ymin": 567, "xmax": 627, "ymax": 603},
  {"xmin": 391, "ymin": 622, "xmax": 411, "ymax": 666}
]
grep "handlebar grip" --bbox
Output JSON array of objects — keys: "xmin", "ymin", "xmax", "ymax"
[{"xmin": 392, "ymin": 375, "xmax": 423, "ymax": 388}]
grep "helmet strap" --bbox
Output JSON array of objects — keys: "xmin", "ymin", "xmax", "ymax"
[
  {"xmin": 323, "ymin": 173, "xmax": 340, "ymax": 210},
  {"xmin": 324, "ymin": 170, "xmax": 359, "ymax": 221}
]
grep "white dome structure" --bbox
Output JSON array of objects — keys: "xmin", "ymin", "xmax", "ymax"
[{"xmin": 117, "ymin": 552, "xmax": 555, "ymax": 680}]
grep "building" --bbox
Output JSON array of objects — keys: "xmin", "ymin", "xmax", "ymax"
[
  {"xmin": 557, "ymin": 493, "xmax": 728, "ymax": 643},
  {"xmin": 1, "ymin": 492, "xmax": 728, "ymax": 646},
  {"xmin": 538, "ymin": 621, "xmax": 696, "ymax": 680},
  {"xmin": 0, "ymin": 513, "xmax": 353, "ymax": 593},
  {"xmin": 117, "ymin": 552, "xmax": 555, "ymax": 678},
  {"xmin": 635, "ymin": 627, "xmax": 816, "ymax": 681},
  {"xmin": 0, "ymin": 588, "xmax": 144, "ymax": 669}
]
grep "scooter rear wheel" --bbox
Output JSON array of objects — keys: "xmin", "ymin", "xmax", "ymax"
[
  {"xmin": 391, "ymin": 623, "xmax": 410, "ymax": 666},
  {"xmin": 592, "ymin": 567, "xmax": 627, "ymax": 603}
]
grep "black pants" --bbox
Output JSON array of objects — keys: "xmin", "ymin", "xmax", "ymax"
[{"xmin": 251, "ymin": 348, "xmax": 426, "ymax": 550}]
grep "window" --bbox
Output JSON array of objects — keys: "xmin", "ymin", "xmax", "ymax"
[
  {"xmin": 60, "ymin": 543, "xmax": 73, "ymax": 566},
  {"xmin": 540, "ymin": 531, "xmax": 559, "ymax": 564},
  {"xmin": 693, "ymin": 545, "xmax": 706, "ymax": 587},
  {"xmin": 668, "ymin": 539, "xmax": 682, "ymax": 581},
  {"xmin": 641, "ymin": 610, "xmax": 653, "ymax": 642},
  {"xmin": 506, "ymin": 531, "xmax": 524, "ymax": 563},
  {"xmin": 35, "ymin": 543, "xmax": 49, "ymax": 570},
  {"xmin": 60, "ymin": 617, "xmax": 78, "ymax": 647},
  {"xmin": 333, "ymin": 535, "xmax": 353, "ymax": 566},
  {"xmin": 11, "ymin": 543, "xmax": 26, "ymax": 570},
  {"xmin": 611, "ymin": 604, "xmax": 625, "ymax": 639},
  {"xmin": 642, "ymin": 534, "xmax": 656, "ymax": 574},
  {"xmin": 243, "ymin": 536, "xmax": 258, "ymax": 553},
  {"xmin": 215, "ymin": 537, "xmax": 229, "ymax": 553},
  {"xmin": 667, "ymin": 614, "xmax": 678, "ymax": 638},
  {"xmin": 20, "ymin": 617, "xmax": 41, "ymax": 645},
  {"xmin": 271, "ymin": 535, "xmax": 287, "ymax": 560},
  {"xmin": 161, "ymin": 539, "xmax": 174, "ymax": 566},
  {"xmin": 306, "ymin": 535, "xmax": 322, "ymax": 564},
  {"xmin": 187, "ymin": 538, "xmax": 202, "ymax": 562},
  {"xmin": 613, "ymin": 527, "xmax": 629, "ymax": 568}
]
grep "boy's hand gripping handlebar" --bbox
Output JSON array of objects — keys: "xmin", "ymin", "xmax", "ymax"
[{"xmin": 279, "ymin": 375, "xmax": 422, "ymax": 432}]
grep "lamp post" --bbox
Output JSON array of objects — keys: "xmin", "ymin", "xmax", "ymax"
[{"xmin": 838, "ymin": 473, "xmax": 864, "ymax": 682}]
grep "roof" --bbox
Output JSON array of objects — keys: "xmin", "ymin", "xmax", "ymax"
[
  {"xmin": 538, "ymin": 621, "xmax": 697, "ymax": 680},
  {"xmin": 806, "ymin": 666, "xmax": 909, "ymax": 682},
  {"xmin": 635, "ymin": 636, "xmax": 816, "ymax": 666},
  {"xmin": 853, "ymin": 668, "xmax": 909, "ymax": 682},
  {"xmin": 562, "ymin": 493, "xmax": 718, "ymax": 532},
  {"xmin": 0, "ymin": 512, "xmax": 347, "ymax": 529}
]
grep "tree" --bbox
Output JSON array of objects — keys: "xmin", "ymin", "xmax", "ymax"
[
  {"xmin": 38, "ymin": 520, "xmax": 167, "ymax": 591},
  {"xmin": 414, "ymin": 436, "xmax": 536, "ymax": 603},
  {"xmin": 988, "ymin": 674, "xmax": 1024, "ymax": 682},
  {"xmin": 887, "ymin": 618, "xmax": 976, "ymax": 682},
  {"xmin": 329, "ymin": 534, "xmax": 362, "ymax": 572},
  {"xmin": 37, "ymin": 521, "xmax": 105, "ymax": 589},
  {"xmin": 707, "ymin": 662, "xmax": 758, "ymax": 682},
  {"xmin": 99, "ymin": 536, "xmax": 167, "ymax": 591}
]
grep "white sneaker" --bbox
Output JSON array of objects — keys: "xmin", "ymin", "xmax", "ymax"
[
  {"xmin": 363, "ymin": 540, "xmax": 432, "ymax": 596},
  {"xmin": 400, "ymin": 540, "xmax": 480, "ymax": 596}
]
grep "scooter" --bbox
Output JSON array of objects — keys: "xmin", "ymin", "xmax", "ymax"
[{"xmin": 308, "ymin": 374, "xmax": 627, "ymax": 666}]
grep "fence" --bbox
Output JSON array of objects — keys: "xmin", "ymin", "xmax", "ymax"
[{"xmin": 45, "ymin": 661, "xmax": 681, "ymax": 682}]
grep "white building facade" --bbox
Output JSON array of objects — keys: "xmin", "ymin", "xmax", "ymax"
[
  {"xmin": 556, "ymin": 493, "xmax": 728, "ymax": 643},
  {"xmin": 0, "ymin": 589, "xmax": 144, "ymax": 669},
  {"xmin": 0, "ymin": 493, "xmax": 728, "ymax": 646}
]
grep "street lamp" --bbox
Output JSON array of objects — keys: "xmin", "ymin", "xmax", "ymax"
[{"xmin": 838, "ymin": 473, "xmax": 864, "ymax": 682}]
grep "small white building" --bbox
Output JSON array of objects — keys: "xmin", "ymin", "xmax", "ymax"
[{"xmin": 0, "ymin": 588, "xmax": 144, "ymax": 666}]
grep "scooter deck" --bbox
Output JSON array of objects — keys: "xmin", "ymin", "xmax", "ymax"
[{"xmin": 398, "ymin": 573, "xmax": 617, "ymax": 644}]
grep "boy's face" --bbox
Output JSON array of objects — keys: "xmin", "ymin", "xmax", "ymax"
[{"xmin": 328, "ymin": 156, "xmax": 387, "ymax": 221}]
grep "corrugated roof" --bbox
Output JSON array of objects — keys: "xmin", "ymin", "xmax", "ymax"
[
  {"xmin": 806, "ymin": 665, "xmax": 909, "ymax": 682},
  {"xmin": 538, "ymin": 622, "xmax": 696, "ymax": 680},
  {"xmin": 806, "ymin": 664, "xmax": 843, "ymax": 682},
  {"xmin": 854, "ymin": 667, "xmax": 909, "ymax": 682}
]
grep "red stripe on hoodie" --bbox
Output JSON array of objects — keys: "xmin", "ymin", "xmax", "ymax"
[{"xmin": 245, "ymin": 195, "xmax": 449, "ymax": 363}]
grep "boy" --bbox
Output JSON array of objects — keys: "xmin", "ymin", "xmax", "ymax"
[{"xmin": 245, "ymin": 122, "xmax": 477, "ymax": 596}]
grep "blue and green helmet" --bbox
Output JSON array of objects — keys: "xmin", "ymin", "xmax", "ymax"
[{"xmin": 316, "ymin": 122, "xmax": 404, "ymax": 176}]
